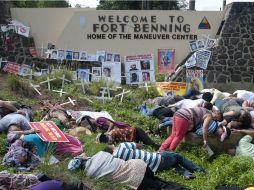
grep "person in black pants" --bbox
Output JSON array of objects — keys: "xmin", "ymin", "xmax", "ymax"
[{"xmin": 96, "ymin": 127, "xmax": 160, "ymax": 150}]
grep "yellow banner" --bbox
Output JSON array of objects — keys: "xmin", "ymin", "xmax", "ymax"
[{"xmin": 156, "ymin": 82, "xmax": 186, "ymax": 96}]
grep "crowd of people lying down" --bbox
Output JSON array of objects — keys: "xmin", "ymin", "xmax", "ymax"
[{"xmin": 1, "ymin": 88, "xmax": 254, "ymax": 190}]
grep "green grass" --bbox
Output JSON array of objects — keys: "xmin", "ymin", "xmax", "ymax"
[{"xmin": 1, "ymin": 73, "xmax": 254, "ymax": 189}]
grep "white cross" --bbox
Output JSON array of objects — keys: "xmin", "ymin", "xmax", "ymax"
[
  {"xmin": 27, "ymin": 69, "xmax": 36, "ymax": 80},
  {"xmin": 79, "ymin": 96, "xmax": 93, "ymax": 103},
  {"xmin": 52, "ymin": 89, "xmax": 67, "ymax": 97},
  {"xmin": 75, "ymin": 79, "xmax": 86, "ymax": 94},
  {"xmin": 97, "ymin": 88, "xmax": 112, "ymax": 104},
  {"xmin": 59, "ymin": 74, "xmax": 71, "ymax": 89},
  {"xmin": 30, "ymin": 83, "xmax": 42, "ymax": 95},
  {"xmin": 40, "ymin": 76, "xmax": 57, "ymax": 90},
  {"xmin": 60, "ymin": 97, "xmax": 76, "ymax": 106},
  {"xmin": 139, "ymin": 82, "xmax": 151, "ymax": 92},
  {"xmin": 115, "ymin": 89, "xmax": 131, "ymax": 102}
]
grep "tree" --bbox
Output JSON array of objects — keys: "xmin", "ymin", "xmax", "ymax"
[
  {"xmin": 11, "ymin": 0, "xmax": 70, "ymax": 8},
  {"xmin": 97, "ymin": 0, "xmax": 188, "ymax": 10}
]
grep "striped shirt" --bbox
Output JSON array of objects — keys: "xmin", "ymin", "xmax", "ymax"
[
  {"xmin": 113, "ymin": 142, "xmax": 161, "ymax": 172},
  {"xmin": 195, "ymin": 120, "xmax": 218, "ymax": 136}
]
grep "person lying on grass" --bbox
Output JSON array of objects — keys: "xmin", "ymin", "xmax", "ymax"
[
  {"xmin": 96, "ymin": 127, "xmax": 161, "ymax": 150},
  {"xmin": 104, "ymin": 142, "xmax": 205, "ymax": 179},
  {"xmin": 68, "ymin": 151, "xmax": 189, "ymax": 190}
]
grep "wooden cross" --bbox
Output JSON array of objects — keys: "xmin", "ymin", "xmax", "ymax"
[
  {"xmin": 52, "ymin": 89, "xmax": 67, "ymax": 97},
  {"xmin": 139, "ymin": 82, "xmax": 151, "ymax": 92},
  {"xmin": 30, "ymin": 83, "xmax": 42, "ymax": 95},
  {"xmin": 60, "ymin": 97, "xmax": 76, "ymax": 106},
  {"xmin": 40, "ymin": 76, "xmax": 57, "ymax": 90},
  {"xmin": 59, "ymin": 74, "xmax": 71, "ymax": 90},
  {"xmin": 115, "ymin": 89, "xmax": 131, "ymax": 102}
]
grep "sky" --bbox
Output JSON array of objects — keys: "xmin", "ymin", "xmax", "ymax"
[{"xmin": 69, "ymin": 0, "xmax": 254, "ymax": 10}]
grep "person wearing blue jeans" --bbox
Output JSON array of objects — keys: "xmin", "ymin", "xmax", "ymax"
[
  {"xmin": 138, "ymin": 104, "xmax": 175, "ymax": 119},
  {"xmin": 105, "ymin": 142, "xmax": 204, "ymax": 179}
]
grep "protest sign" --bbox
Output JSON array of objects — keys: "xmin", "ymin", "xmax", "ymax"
[
  {"xmin": 3, "ymin": 62, "xmax": 21, "ymax": 75},
  {"xmin": 156, "ymin": 82, "xmax": 186, "ymax": 96},
  {"xmin": 77, "ymin": 69, "xmax": 90, "ymax": 81},
  {"xmin": 29, "ymin": 121, "xmax": 69, "ymax": 142},
  {"xmin": 196, "ymin": 50, "xmax": 211, "ymax": 70},
  {"xmin": 158, "ymin": 49, "xmax": 175, "ymax": 74},
  {"xmin": 124, "ymin": 53, "xmax": 155, "ymax": 84},
  {"xmin": 186, "ymin": 69, "xmax": 204, "ymax": 92}
]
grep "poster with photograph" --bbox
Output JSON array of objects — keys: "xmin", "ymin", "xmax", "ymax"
[
  {"xmin": 186, "ymin": 69, "xmax": 204, "ymax": 93},
  {"xmin": 96, "ymin": 50, "xmax": 106, "ymax": 62},
  {"xmin": 72, "ymin": 70, "xmax": 78, "ymax": 80},
  {"xmin": 106, "ymin": 53, "xmax": 113, "ymax": 62},
  {"xmin": 66, "ymin": 50, "xmax": 73, "ymax": 60},
  {"xmin": 57, "ymin": 50, "xmax": 65, "ymax": 60},
  {"xmin": 185, "ymin": 53, "xmax": 196, "ymax": 68},
  {"xmin": 124, "ymin": 53, "xmax": 155, "ymax": 84},
  {"xmin": 19, "ymin": 64, "xmax": 31, "ymax": 76},
  {"xmin": 158, "ymin": 49, "xmax": 175, "ymax": 74},
  {"xmin": 77, "ymin": 69, "xmax": 90, "ymax": 82},
  {"xmin": 113, "ymin": 54, "xmax": 121, "ymax": 63},
  {"xmin": 196, "ymin": 50, "xmax": 212, "ymax": 70},
  {"xmin": 206, "ymin": 39, "xmax": 216, "ymax": 48},
  {"xmin": 87, "ymin": 54, "xmax": 96, "ymax": 61},
  {"xmin": 51, "ymin": 49, "xmax": 58, "ymax": 59},
  {"xmin": 189, "ymin": 41, "xmax": 198, "ymax": 52},
  {"xmin": 80, "ymin": 51, "xmax": 87, "ymax": 60},
  {"xmin": 73, "ymin": 51, "xmax": 80, "ymax": 60},
  {"xmin": 197, "ymin": 40, "xmax": 205, "ymax": 50},
  {"xmin": 102, "ymin": 62, "xmax": 121, "ymax": 83},
  {"xmin": 91, "ymin": 67, "xmax": 102, "ymax": 82}
]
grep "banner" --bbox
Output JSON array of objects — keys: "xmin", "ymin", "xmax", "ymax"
[
  {"xmin": 186, "ymin": 69, "xmax": 204, "ymax": 92},
  {"xmin": 3, "ymin": 62, "xmax": 21, "ymax": 75},
  {"xmin": 29, "ymin": 121, "xmax": 69, "ymax": 142},
  {"xmin": 158, "ymin": 49, "xmax": 175, "ymax": 74},
  {"xmin": 124, "ymin": 53, "xmax": 155, "ymax": 84},
  {"xmin": 156, "ymin": 82, "xmax": 186, "ymax": 96}
]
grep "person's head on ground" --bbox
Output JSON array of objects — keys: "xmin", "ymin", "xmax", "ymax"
[
  {"xmin": 211, "ymin": 110, "xmax": 223, "ymax": 121},
  {"xmin": 79, "ymin": 116, "xmax": 97, "ymax": 132},
  {"xmin": 103, "ymin": 145, "xmax": 115, "ymax": 154},
  {"xmin": 202, "ymin": 92, "xmax": 213, "ymax": 102},
  {"xmin": 203, "ymin": 102, "xmax": 213, "ymax": 110},
  {"xmin": 238, "ymin": 110, "xmax": 252, "ymax": 129},
  {"xmin": 96, "ymin": 133, "xmax": 113, "ymax": 144},
  {"xmin": 215, "ymin": 126, "xmax": 231, "ymax": 142}
]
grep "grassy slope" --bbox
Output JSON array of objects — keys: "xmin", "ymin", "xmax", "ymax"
[{"xmin": 0, "ymin": 73, "xmax": 254, "ymax": 190}]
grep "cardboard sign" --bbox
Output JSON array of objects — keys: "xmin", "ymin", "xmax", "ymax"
[
  {"xmin": 3, "ymin": 62, "xmax": 21, "ymax": 75},
  {"xmin": 29, "ymin": 121, "xmax": 69, "ymax": 142},
  {"xmin": 19, "ymin": 64, "xmax": 31, "ymax": 76},
  {"xmin": 158, "ymin": 49, "xmax": 175, "ymax": 74},
  {"xmin": 156, "ymin": 82, "xmax": 186, "ymax": 96}
]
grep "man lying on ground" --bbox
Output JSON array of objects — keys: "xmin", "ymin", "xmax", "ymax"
[{"xmin": 104, "ymin": 142, "xmax": 205, "ymax": 179}]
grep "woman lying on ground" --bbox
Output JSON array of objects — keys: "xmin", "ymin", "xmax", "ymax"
[
  {"xmin": 68, "ymin": 151, "xmax": 189, "ymax": 190},
  {"xmin": 159, "ymin": 107, "xmax": 222, "ymax": 151},
  {"xmin": 96, "ymin": 127, "xmax": 161, "ymax": 150},
  {"xmin": 7, "ymin": 124, "xmax": 83, "ymax": 157},
  {"xmin": 0, "ymin": 170, "xmax": 91, "ymax": 190},
  {"xmin": 0, "ymin": 113, "xmax": 31, "ymax": 132}
]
